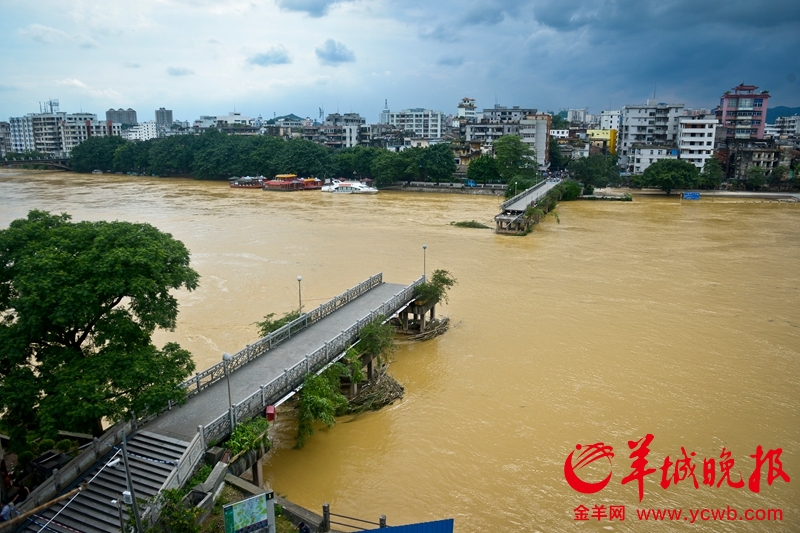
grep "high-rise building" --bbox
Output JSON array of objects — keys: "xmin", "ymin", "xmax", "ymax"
[
  {"xmin": 617, "ymin": 100, "xmax": 684, "ymax": 172},
  {"xmin": 678, "ymin": 116, "xmax": 721, "ymax": 170},
  {"xmin": 478, "ymin": 105, "xmax": 537, "ymax": 124},
  {"xmin": 457, "ymin": 98, "xmax": 477, "ymax": 123},
  {"xmin": 379, "ymin": 100, "xmax": 390, "ymax": 125},
  {"xmin": 155, "ymin": 107, "xmax": 173, "ymax": 125},
  {"xmin": 600, "ymin": 110, "xmax": 620, "ymax": 130},
  {"xmin": 715, "ymin": 84, "xmax": 770, "ymax": 140},
  {"xmin": 388, "ymin": 108, "xmax": 445, "ymax": 138},
  {"xmin": 0, "ymin": 121, "xmax": 11, "ymax": 156},
  {"xmin": 9, "ymin": 112, "xmax": 121, "ymax": 157},
  {"xmin": 106, "ymin": 108, "xmax": 138, "ymax": 124},
  {"xmin": 519, "ymin": 114, "xmax": 551, "ymax": 168}
]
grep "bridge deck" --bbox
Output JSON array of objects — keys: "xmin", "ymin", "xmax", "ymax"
[
  {"xmin": 503, "ymin": 180, "xmax": 559, "ymax": 212},
  {"xmin": 146, "ymin": 282, "xmax": 407, "ymax": 441}
]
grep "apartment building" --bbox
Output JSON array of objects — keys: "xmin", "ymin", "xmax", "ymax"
[
  {"xmin": 519, "ymin": 114, "xmax": 551, "ymax": 168},
  {"xmin": 617, "ymin": 100, "xmax": 684, "ymax": 172},
  {"xmin": 9, "ymin": 112, "xmax": 121, "ymax": 156},
  {"xmin": 715, "ymin": 84, "xmax": 770, "ymax": 140},
  {"xmin": 106, "ymin": 108, "xmax": 138, "ymax": 125},
  {"xmin": 678, "ymin": 116, "xmax": 721, "ymax": 170},
  {"xmin": 0, "ymin": 121, "xmax": 11, "ymax": 156},
  {"xmin": 124, "ymin": 121, "xmax": 160, "ymax": 141},
  {"xmin": 600, "ymin": 110, "xmax": 620, "ymax": 130},
  {"xmin": 388, "ymin": 108, "xmax": 445, "ymax": 138},
  {"xmin": 630, "ymin": 144, "xmax": 679, "ymax": 174}
]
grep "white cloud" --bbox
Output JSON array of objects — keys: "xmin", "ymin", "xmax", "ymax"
[
  {"xmin": 167, "ymin": 67, "xmax": 195, "ymax": 76},
  {"xmin": 19, "ymin": 24, "xmax": 69, "ymax": 45},
  {"xmin": 248, "ymin": 45, "xmax": 292, "ymax": 66},
  {"xmin": 55, "ymin": 78, "xmax": 121, "ymax": 99}
]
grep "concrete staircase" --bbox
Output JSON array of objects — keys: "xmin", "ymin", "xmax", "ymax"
[{"xmin": 16, "ymin": 431, "xmax": 189, "ymax": 533}]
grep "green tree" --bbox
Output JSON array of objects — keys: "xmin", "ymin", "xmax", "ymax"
[
  {"xmin": 768, "ymin": 165, "xmax": 789, "ymax": 190},
  {"xmin": 560, "ymin": 179, "xmax": 583, "ymax": 200},
  {"xmin": 493, "ymin": 135, "xmax": 537, "ymax": 182},
  {"xmin": 699, "ymin": 157, "xmax": 724, "ymax": 190},
  {"xmin": 745, "ymin": 166, "xmax": 766, "ymax": 191},
  {"xmin": 639, "ymin": 159, "xmax": 699, "ymax": 195},
  {"xmin": 370, "ymin": 150, "xmax": 406, "ymax": 187},
  {"xmin": 567, "ymin": 154, "xmax": 618, "ymax": 192},
  {"xmin": 548, "ymin": 138, "xmax": 568, "ymax": 171},
  {"xmin": 550, "ymin": 115, "xmax": 570, "ymax": 130},
  {"xmin": 466, "ymin": 154, "xmax": 499, "ymax": 184},
  {"xmin": 69, "ymin": 136, "xmax": 127, "ymax": 173},
  {"xmin": 418, "ymin": 143, "xmax": 456, "ymax": 183},
  {"xmin": 0, "ymin": 211, "xmax": 199, "ymax": 443}
]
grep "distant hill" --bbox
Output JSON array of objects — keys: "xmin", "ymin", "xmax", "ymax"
[{"xmin": 767, "ymin": 106, "xmax": 800, "ymax": 123}]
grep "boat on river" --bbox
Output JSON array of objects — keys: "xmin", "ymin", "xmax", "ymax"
[
  {"xmin": 321, "ymin": 180, "xmax": 378, "ymax": 194},
  {"xmin": 263, "ymin": 174, "xmax": 323, "ymax": 192},
  {"xmin": 229, "ymin": 176, "xmax": 265, "ymax": 188}
]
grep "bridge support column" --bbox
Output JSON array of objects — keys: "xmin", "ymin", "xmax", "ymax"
[
  {"xmin": 367, "ymin": 357, "xmax": 375, "ymax": 381},
  {"xmin": 402, "ymin": 311, "xmax": 409, "ymax": 332},
  {"xmin": 251, "ymin": 456, "xmax": 265, "ymax": 489}
]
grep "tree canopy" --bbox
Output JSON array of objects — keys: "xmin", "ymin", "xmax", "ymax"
[
  {"xmin": 69, "ymin": 130, "xmax": 457, "ymax": 185},
  {"xmin": 567, "ymin": 154, "xmax": 619, "ymax": 190},
  {"xmin": 493, "ymin": 135, "xmax": 538, "ymax": 182},
  {"xmin": 638, "ymin": 159, "xmax": 699, "ymax": 195},
  {"xmin": 466, "ymin": 154, "xmax": 500, "ymax": 183},
  {"xmin": 0, "ymin": 211, "xmax": 199, "ymax": 445},
  {"xmin": 698, "ymin": 157, "xmax": 724, "ymax": 190}
]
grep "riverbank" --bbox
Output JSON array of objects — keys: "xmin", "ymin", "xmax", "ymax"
[{"xmin": 602, "ymin": 186, "xmax": 800, "ymax": 201}]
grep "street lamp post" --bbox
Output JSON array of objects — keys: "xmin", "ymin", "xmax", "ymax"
[
  {"xmin": 222, "ymin": 352, "xmax": 234, "ymax": 429},
  {"xmin": 422, "ymin": 245, "xmax": 427, "ymax": 280},
  {"xmin": 297, "ymin": 276, "xmax": 303, "ymax": 312},
  {"xmin": 120, "ymin": 430, "xmax": 143, "ymax": 533}
]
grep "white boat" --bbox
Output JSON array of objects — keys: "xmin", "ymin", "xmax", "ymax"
[{"xmin": 321, "ymin": 180, "xmax": 378, "ymax": 194}]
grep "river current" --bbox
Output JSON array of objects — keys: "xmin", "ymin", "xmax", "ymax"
[{"xmin": 1, "ymin": 170, "xmax": 798, "ymax": 532}]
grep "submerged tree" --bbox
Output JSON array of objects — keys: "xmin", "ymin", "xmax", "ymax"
[{"xmin": 0, "ymin": 211, "xmax": 199, "ymax": 444}]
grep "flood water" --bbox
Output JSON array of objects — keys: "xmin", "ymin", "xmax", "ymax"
[{"xmin": 2, "ymin": 170, "xmax": 798, "ymax": 532}]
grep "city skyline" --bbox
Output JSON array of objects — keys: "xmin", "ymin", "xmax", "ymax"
[{"xmin": 2, "ymin": 0, "xmax": 799, "ymax": 123}]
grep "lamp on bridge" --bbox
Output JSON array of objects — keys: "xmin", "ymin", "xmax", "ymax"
[
  {"xmin": 222, "ymin": 352, "xmax": 234, "ymax": 429},
  {"xmin": 422, "ymin": 245, "xmax": 427, "ymax": 280},
  {"xmin": 297, "ymin": 275, "xmax": 303, "ymax": 312}
]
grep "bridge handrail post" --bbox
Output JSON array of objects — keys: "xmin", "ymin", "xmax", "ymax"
[{"xmin": 260, "ymin": 385, "xmax": 266, "ymax": 407}]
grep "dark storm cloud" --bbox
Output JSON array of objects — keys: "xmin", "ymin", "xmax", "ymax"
[
  {"xmin": 315, "ymin": 39, "xmax": 355, "ymax": 65},
  {"xmin": 460, "ymin": 0, "xmax": 523, "ymax": 26},
  {"xmin": 276, "ymin": 0, "xmax": 350, "ymax": 17}
]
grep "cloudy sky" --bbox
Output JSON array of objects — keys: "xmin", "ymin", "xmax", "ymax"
[{"xmin": 2, "ymin": 0, "xmax": 799, "ymax": 123}]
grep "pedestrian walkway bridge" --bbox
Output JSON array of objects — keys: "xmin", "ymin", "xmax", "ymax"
[
  {"xmin": 495, "ymin": 180, "xmax": 559, "ymax": 234},
  {"xmin": 10, "ymin": 273, "xmax": 423, "ymax": 533}
]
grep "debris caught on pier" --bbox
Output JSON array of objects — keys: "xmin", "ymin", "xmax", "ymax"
[
  {"xmin": 391, "ymin": 316, "xmax": 451, "ymax": 341},
  {"xmin": 347, "ymin": 366, "xmax": 404, "ymax": 413}
]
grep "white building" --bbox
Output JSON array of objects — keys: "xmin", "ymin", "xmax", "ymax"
[
  {"xmin": 465, "ymin": 123, "xmax": 519, "ymax": 144},
  {"xmin": 567, "ymin": 108, "xmax": 588, "ymax": 123},
  {"xmin": 600, "ymin": 110, "xmax": 620, "ymax": 130},
  {"xmin": 774, "ymin": 115, "xmax": 799, "ymax": 137},
  {"xmin": 457, "ymin": 97, "xmax": 477, "ymax": 123},
  {"xmin": 124, "ymin": 121, "xmax": 160, "ymax": 141},
  {"xmin": 678, "ymin": 116, "xmax": 720, "ymax": 170},
  {"xmin": 631, "ymin": 145, "xmax": 679, "ymax": 174},
  {"xmin": 519, "ymin": 114, "xmax": 551, "ymax": 168},
  {"xmin": 550, "ymin": 129, "xmax": 569, "ymax": 139},
  {"xmin": 617, "ymin": 100, "xmax": 685, "ymax": 172},
  {"xmin": 9, "ymin": 112, "xmax": 121, "ymax": 156},
  {"xmin": 388, "ymin": 108, "xmax": 445, "ymax": 138},
  {"xmin": 478, "ymin": 105, "xmax": 537, "ymax": 124},
  {"xmin": 10, "ymin": 115, "xmax": 35, "ymax": 153},
  {"xmin": 216, "ymin": 112, "xmax": 252, "ymax": 127}
]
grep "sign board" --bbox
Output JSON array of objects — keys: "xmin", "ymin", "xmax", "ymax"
[
  {"xmin": 683, "ymin": 192, "xmax": 700, "ymax": 200},
  {"xmin": 223, "ymin": 492, "xmax": 276, "ymax": 533}
]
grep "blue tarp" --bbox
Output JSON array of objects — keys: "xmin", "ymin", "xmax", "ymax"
[{"xmin": 363, "ymin": 518, "xmax": 454, "ymax": 533}]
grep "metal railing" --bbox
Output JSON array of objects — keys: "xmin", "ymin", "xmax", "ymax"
[
  {"xmin": 179, "ymin": 273, "xmax": 383, "ymax": 400},
  {"xmin": 141, "ymin": 430, "xmax": 206, "ymax": 527},
  {"xmin": 201, "ymin": 276, "xmax": 424, "ymax": 445},
  {"xmin": 500, "ymin": 179, "xmax": 548, "ymax": 210}
]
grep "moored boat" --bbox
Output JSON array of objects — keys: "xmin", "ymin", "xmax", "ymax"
[
  {"xmin": 230, "ymin": 176, "xmax": 265, "ymax": 188},
  {"xmin": 321, "ymin": 180, "xmax": 378, "ymax": 194}
]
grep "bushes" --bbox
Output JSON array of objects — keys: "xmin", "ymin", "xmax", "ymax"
[
  {"xmin": 413, "ymin": 270, "xmax": 457, "ymax": 305},
  {"xmin": 255, "ymin": 309, "xmax": 302, "ymax": 337},
  {"xmin": 228, "ymin": 417, "xmax": 270, "ymax": 456}
]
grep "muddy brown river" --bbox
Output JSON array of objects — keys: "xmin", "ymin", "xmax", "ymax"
[{"xmin": 1, "ymin": 170, "xmax": 798, "ymax": 532}]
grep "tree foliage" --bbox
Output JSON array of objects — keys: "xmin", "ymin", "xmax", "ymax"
[
  {"xmin": 567, "ymin": 154, "xmax": 619, "ymax": 189},
  {"xmin": 638, "ymin": 159, "xmax": 699, "ymax": 195},
  {"xmin": 0, "ymin": 211, "xmax": 199, "ymax": 444},
  {"xmin": 413, "ymin": 269, "xmax": 457, "ymax": 305},
  {"xmin": 744, "ymin": 166, "xmax": 767, "ymax": 191},
  {"xmin": 493, "ymin": 135, "xmax": 538, "ymax": 182},
  {"xmin": 548, "ymin": 138, "xmax": 568, "ymax": 171},
  {"xmin": 255, "ymin": 310, "xmax": 302, "ymax": 338},
  {"xmin": 466, "ymin": 154, "xmax": 500, "ymax": 184},
  {"xmin": 699, "ymin": 157, "xmax": 724, "ymax": 190},
  {"xmin": 69, "ymin": 136, "xmax": 127, "ymax": 173},
  {"xmin": 295, "ymin": 363, "xmax": 350, "ymax": 448}
]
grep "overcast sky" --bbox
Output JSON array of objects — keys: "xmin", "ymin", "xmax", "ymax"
[{"xmin": 2, "ymin": 0, "xmax": 799, "ymax": 123}]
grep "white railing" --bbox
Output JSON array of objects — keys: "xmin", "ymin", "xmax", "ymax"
[
  {"xmin": 500, "ymin": 179, "xmax": 548, "ymax": 210},
  {"xmin": 179, "ymin": 273, "xmax": 383, "ymax": 400},
  {"xmin": 202, "ymin": 276, "xmax": 424, "ymax": 445},
  {"xmin": 141, "ymin": 430, "xmax": 205, "ymax": 527}
]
